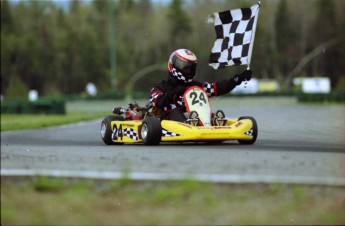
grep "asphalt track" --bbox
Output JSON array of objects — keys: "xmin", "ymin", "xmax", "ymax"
[{"xmin": 1, "ymin": 98, "xmax": 345, "ymax": 186}]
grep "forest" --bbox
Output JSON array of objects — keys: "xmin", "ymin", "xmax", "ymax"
[{"xmin": 1, "ymin": 0, "xmax": 345, "ymax": 98}]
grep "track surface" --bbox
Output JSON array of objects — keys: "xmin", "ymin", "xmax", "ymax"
[{"xmin": 1, "ymin": 100, "xmax": 345, "ymax": 185}]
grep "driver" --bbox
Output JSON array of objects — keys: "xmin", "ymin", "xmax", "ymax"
[{"xmin": 149, "ymin": 49, "xmax": 252, "ymax": 122}]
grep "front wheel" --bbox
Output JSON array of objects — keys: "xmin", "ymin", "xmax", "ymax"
[
  {"xmin": 101, "ymin": 115, "xmax": 124, "ymax": 145},
  {"xmin": 238, "ymin": 116, "xmax": 258, "ymax": 145},
  {"xmin": 140, "ymin": 117, "xmax": 162, "ymax": 145}
]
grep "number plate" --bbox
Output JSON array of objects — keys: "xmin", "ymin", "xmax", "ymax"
[{"xmin": 184, "ymin": 86, "xmax": 212, "ymax": 126}]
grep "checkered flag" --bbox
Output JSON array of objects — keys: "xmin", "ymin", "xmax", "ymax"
[
  {"xmin": 123, "ymin": 128, "xmax": 138, "ymax": 141},
  {"xmin": 209, "ymin": 2, "xmax": 260, "ymax": 69},
  {"xmin": 162, "ymin": 129, "xmax": 180, "ymax": 137}
]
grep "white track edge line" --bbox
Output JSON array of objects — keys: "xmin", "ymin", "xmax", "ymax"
[{"xmin": 1, "ymin": 169, "xmax": 345, "ymax": 186}]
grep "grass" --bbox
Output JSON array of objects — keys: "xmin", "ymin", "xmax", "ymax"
[
  {"xmin": 1, "ymin": 177, "xmax": 345, "ymax": 225},
  {"xmin": 0, "ymin": 112, "xmax": 107, "ymax": 131},
  {"xmin": 0, "ymin": 100, "xmax": 133, "ymax": 131}
]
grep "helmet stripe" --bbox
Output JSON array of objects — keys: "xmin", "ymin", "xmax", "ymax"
[{"xmin": 175, "ymin": 50, "xmax": 198, "ymax": 63}]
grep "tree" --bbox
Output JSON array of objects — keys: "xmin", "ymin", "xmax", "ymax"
[
  {"xmin": 310, "ymin": 0, "xmax": 339, "ymax": 87},
  {"xmin": 1, "ymin": 0, "xmax": 15, "ymax": 94},
  {"xmin": 167, "ymin": 0, "xmax": 192, "ymax": 49},
  {"xmin": 1, "ymin": 0, "xmax": 13, "ymax": 32},
  {"xmin": 1, "ymin": 0, "xmax": 344, "ymax": 96},
  {"xmin": 274, "ymin": 0, "xmax": 298, "ymax": 78}
]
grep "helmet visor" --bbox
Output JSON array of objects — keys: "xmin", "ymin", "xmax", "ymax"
[{"xmin": 174, "ymin": 57, "xmax": 197, "ymax": 79}]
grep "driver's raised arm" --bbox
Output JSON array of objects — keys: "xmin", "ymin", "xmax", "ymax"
[{"xmin": 206, "ymin": 70, "xmax": 252, "ymax": 96}]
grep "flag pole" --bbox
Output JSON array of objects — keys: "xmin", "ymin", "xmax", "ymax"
[{"xmin": 247, "ymin": 1, "xmax": 261, "ymax": 70}]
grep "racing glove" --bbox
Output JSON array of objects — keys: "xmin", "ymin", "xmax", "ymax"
[
  {"xmin": 215, "ymin": 70, "xmax": 253, "ymax": 95},
  {"xmin": 232, "ymin": 70, "xmax": 252, "ymax": 85}
]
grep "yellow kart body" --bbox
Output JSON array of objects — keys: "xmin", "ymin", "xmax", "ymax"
[
  {"xmin": 101, "ymin": 86, "xmax": 257, "ymax": 145},
  {"xmin": 102, "ymin": 117, "xmax": 257, "ymax": 145}
]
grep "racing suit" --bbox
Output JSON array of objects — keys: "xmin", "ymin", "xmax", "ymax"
[{"xmin": 149, "ymin": 70, "xmax": 251, "ymax": 121}]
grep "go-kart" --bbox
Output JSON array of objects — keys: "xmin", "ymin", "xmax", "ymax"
[{"xmin": 101, "ymin": 86, "xmax": 258, "ymax": 145}]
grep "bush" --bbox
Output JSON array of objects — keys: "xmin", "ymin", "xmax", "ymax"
[
  {"xmin": 297, "ymin": 92, "xmax": 345, "ymax": 103},
  {"xmin": 1, "ymin": 98, "xmax": 66, "ymax": 114}
]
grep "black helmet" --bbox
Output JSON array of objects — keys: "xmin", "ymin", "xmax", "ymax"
[{"xmin": 168, "ymin": 49, "xmax": 198, "ymax": 84}]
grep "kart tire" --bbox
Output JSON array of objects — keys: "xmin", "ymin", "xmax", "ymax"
[
  {"xmin": 140, "ymin": 117, "xmax": 162, "ymax": 145},
  {"xmin": 238, "ymin": 116, "xmax": 258, "ymax": 145},
  {"xmin": 101, "ymin": 115, "xmax": 125, "ymax": 145}
]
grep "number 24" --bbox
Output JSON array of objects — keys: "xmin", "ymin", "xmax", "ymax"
[{"xmin": 189, "ymin": 91, "xmax": 207, "ymax": 105}]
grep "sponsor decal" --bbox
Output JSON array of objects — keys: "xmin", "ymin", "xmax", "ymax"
[
  {"xmin": 213, "ymin": 126, "xmax": 232, "ymax": 129},
  {"xmin": 196, "ymin": 126, "xmax": 232, "ymax": 130},
  {"xmin": 245, "ymin": 128, "xmax": 253, "ymax": 136},
  {"xmin": 177, "ymin": 122, "xmax": 193, "ymax": 128},
  {"xmin": 119, "ymin": 123, "xmax": 135, "ymax": 128},
  {"xmin": 235, "ymin": 122, "xmax": 243, "ymax": 128},
  {"xmin": 112, "ymin": 124, "xmax": 138, "ymax": 141},
  {"xmin": 162, "ymin": 128, "xmax": 181, "ymax": 137}
]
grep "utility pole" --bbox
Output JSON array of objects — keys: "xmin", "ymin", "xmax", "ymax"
[{"xmin": 108, "ymin": 0, "xmax": 117, "ymax": 90}]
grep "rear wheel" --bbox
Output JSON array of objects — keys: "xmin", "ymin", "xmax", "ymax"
[
  {"xmin": 101, "ymin": 115, "xmax": 124, "ymax": 145},
  {"xmin": 238, "ymin": 116, "xmax": 258, "ymax": 145},
  {"xmin": 140, "ymin": 117, "xmax": 162, "ymax": 145}
]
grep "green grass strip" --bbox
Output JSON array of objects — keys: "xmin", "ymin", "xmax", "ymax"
[
  {"xmin": 1, "ymin": 177, "xmax": 345, "ymax": 225},
  {"xmin": 1, "ymin": 112, "xmax": 107, "ymax": 131}
]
